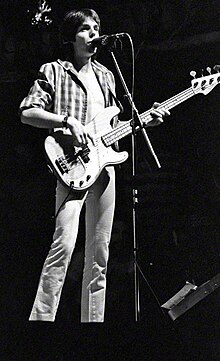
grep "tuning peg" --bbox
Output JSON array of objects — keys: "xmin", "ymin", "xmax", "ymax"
[
  {"xmin": 190, "ymin": 70, "xmax": 196, "ymax": 78},
  {"xmin": 206, "ymin": 67, "xmax": 212, "ymax": 74},
  {"xmin": 213, "ymin": 65, "xmax": 220, "ymax": 73}
]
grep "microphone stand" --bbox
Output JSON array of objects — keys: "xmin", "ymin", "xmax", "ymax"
[{"xmin": 106, "ymin": 42, "xmax": 161, "ymax": 322}]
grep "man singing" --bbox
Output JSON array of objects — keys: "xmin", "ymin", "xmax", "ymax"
[{"xmin": 19, "ymin": 8, "xmax": 169, "ymax": 323}]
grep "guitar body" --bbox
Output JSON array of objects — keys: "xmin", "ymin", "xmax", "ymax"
[{"xmin": 45, "ymin": 106, "xmax": 128, "ymax": 191}]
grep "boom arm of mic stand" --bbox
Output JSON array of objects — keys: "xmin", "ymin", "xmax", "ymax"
[{"xmin": 109, "ymin": 51, "xmax": 161, "ymax": 168}]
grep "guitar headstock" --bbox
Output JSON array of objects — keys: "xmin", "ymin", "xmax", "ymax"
[{"xmin": 190, "ymin": 65, "xmax": 220, "ymax": 95}]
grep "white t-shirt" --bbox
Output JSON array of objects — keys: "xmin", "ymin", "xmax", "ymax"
[{"xmin": 78, "ymin": 63, "xmax": 105, "ymax": 124}]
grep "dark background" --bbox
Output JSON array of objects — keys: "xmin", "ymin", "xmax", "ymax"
[{"xmin": 0, "ymin": 1, "xmax": 220, "ymax": 360}]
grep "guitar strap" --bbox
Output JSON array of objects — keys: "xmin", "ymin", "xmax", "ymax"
[
  {"xmin": 106, "ymin": 76, "xmax": 124, "ymax": 115},
  {"xmin": 109, "ymin": 89, "xmax": 124, "ymax": 114},
  {"xmin": 106, "ymin": 82, "xmax": 123, "ymax": 151}
]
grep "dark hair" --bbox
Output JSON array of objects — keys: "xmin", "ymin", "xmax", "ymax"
[{"xmin": 61, "ymin": 8, "xmax": 100, "ymax": 43}]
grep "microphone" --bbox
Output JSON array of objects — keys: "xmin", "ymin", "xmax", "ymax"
[{"xmin": 91, "ymin": 33, "xmax": 126, "ymax": 47}]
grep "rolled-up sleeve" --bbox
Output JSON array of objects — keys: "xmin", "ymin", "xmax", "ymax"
[{"xmin": 19, "ymin": 63, "xmax": 55, "ymax": 114}]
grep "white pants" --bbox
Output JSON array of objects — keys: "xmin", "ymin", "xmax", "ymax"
[{"xmin": 29, "ymin": 167, "xmax": 115, "ymax": 322}]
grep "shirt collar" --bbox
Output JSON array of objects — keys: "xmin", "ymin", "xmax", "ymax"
[
  {"xmin": 57, "ymin": 59, "xmax": 108, "ymax": 75},
  {"xmin": 57, "ymin": 59, "xmax": 76, "ymax": 73}
]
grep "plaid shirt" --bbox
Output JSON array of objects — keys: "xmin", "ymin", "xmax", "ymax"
[{"xmin": 19, "ymin": 59, "xmax": 118, "ymax": 126}]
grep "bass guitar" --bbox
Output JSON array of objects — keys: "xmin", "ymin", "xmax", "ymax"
[{"xmin": 45, "ymin": 68, "xmax": 220, "ymax": 191}]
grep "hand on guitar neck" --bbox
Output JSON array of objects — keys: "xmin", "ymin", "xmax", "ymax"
[{"xmin": 147, "ymin": 102, "xmax": 170, "ymax": 127}]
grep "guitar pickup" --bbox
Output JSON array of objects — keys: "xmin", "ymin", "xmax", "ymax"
[
  {"xmin": 81, "ymin": 154, "xmax": 90, "ymax": 163},
  {"xmin": 78, "ymin": 146, "xmax": 90, "ymax": 163}
]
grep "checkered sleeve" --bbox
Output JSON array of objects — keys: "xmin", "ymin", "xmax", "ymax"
[{"xmin": 19, "ymin": 63, "xmax": 55, "ymax": 114}]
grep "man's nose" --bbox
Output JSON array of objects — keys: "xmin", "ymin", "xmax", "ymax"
[{"xmin": 89, "ymin": 28, "xmax": 98, "ymax": 38}]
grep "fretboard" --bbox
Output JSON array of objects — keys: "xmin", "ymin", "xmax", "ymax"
[{"xmin": 102, "ymin": 86, "xmax": 195, "ymax": 147}]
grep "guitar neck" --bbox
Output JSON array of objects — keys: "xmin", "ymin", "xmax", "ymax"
[
  {"xmin": 102, "ymin": 86, "xmax": 195, "ymax": 147},
  {"xmin": 141, "ymin": 86, "xmax": 195, "ymax": 123}
]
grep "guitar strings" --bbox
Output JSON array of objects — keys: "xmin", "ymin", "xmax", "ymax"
[
  {"xmin": 102, "ymin": 86, "xmax": 195, "ymax": 145},
  {"xmin": 104, "ymin": 78, "xmax": 217, "ymax": 143},
  {"xmin": 62, "ymin": 79, "xmax": 217, "ymax": 170}
]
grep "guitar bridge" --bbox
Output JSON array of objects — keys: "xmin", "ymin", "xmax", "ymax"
[
  {"xmin": 55, "ymin": 153, "xmax": 86, "ymax": 178},
  {"xmin": 55, "ymin": 156, "xmax": 69, "ymax": 174}
]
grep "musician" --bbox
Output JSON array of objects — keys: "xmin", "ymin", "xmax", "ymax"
[{"xmin": 19, "ymin": 8, "xmax": 169, "ymax": 323}]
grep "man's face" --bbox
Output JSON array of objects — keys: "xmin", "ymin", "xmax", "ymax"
[{"xmin": 73, "ymin": 17, "xmax": 100, "ymax": 59}]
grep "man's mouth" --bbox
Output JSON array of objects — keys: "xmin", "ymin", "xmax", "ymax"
[{"xmin": 87, "ymin": 42, "xmax": 96, "ymax": 50}]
